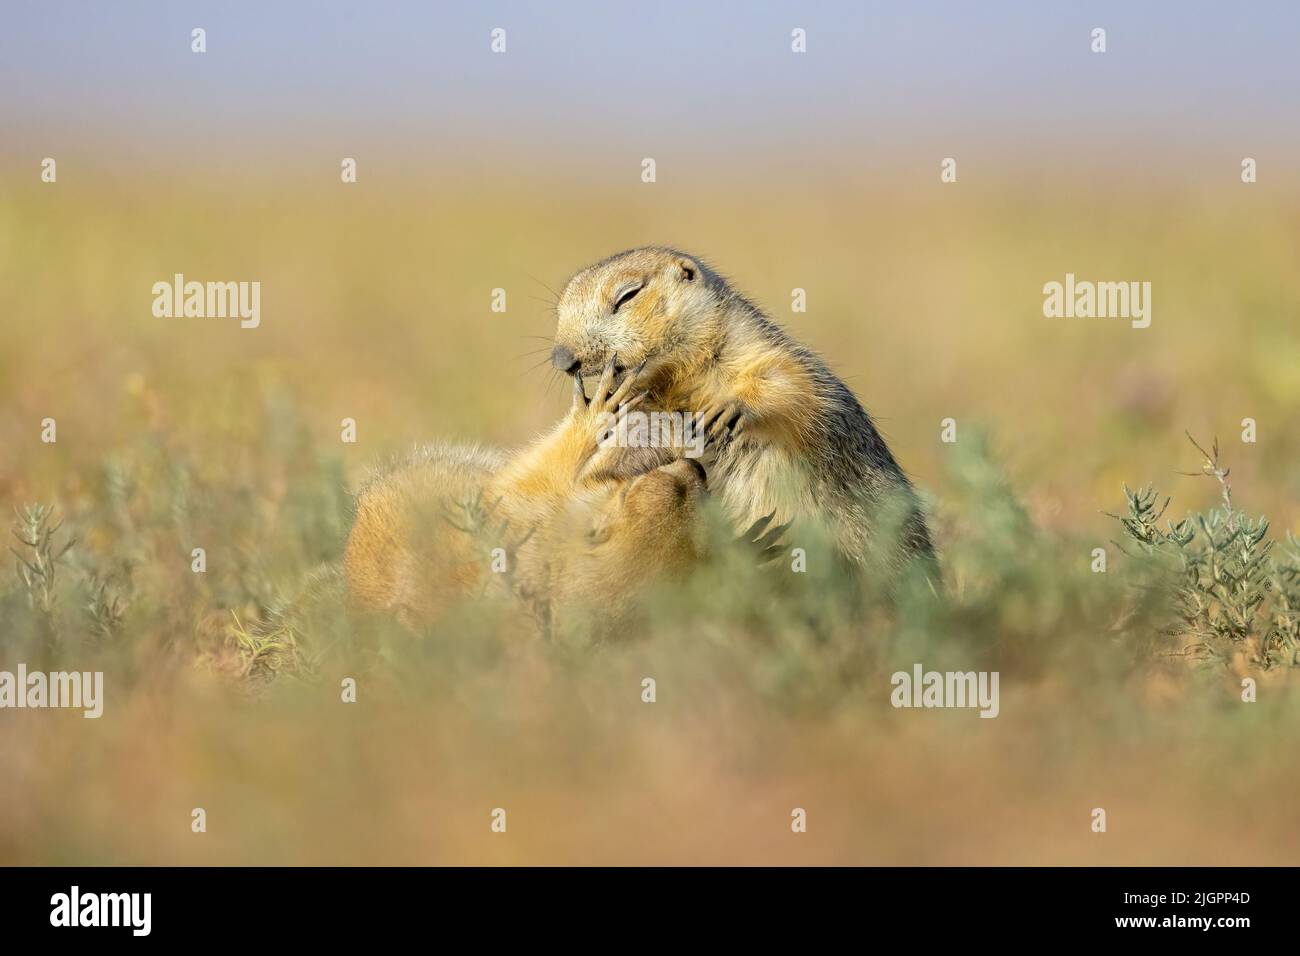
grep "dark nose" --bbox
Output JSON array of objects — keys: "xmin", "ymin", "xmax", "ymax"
[{"xmin": 551, "ymin": 345, "xmax": 581, "ymax": 374}]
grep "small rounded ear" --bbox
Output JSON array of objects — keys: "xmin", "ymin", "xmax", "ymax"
[{"xmin": 672, "ymin": 256, "xmax": 698, "ymax": 282}]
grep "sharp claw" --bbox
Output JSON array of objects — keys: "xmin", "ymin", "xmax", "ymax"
[
  {"xmin": 702, "ymin": 404, "xmax": 739, "ymax": 437},
  {"xmin": 754, "ymin": 521, "xmax": 790, "ymax": 550},
  {"xmin": 690, "ymin": 412, "xmax": 709, "ymax": 445},
  {"xmin": 572, "ymin": 372, "xmax": 588, "ymax": 408},
  {"xmin": 595, "ymin": 353, "xmax": 618, "ymax": 404},
  {"xmin": 609, "ymin": 364, "xmax": 641, "ymax": 407},
  {"xmin": 618, "ymin": 390, "xmax": 649, "ymax": 414},
  {"xmin": 740, "ymin": 514, "xmax": 773, "ymax": 541}
]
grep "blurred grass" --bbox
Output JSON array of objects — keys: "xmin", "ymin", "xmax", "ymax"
[{"xmin": 2, "ymin": 169, "xmax": 1299, "ymax": 864}]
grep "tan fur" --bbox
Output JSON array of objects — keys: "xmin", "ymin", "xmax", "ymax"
[
  {"xmin": 344, "ymin": 442, "xmax": 507, "ymax": 629},
  {"xmin": 343, "ymin": 367, "xmax": 707, "ymax": 632},
  {"xmin": 553, "ymin": 247, "xmax": 935, "ymax": 572},
  {"xmin": 345, "ymin": 244, "xmax": 932, "ymax": 632}
]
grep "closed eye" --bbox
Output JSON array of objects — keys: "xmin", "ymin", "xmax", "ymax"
[{"xmin": 612, "ymin": 284, "xmax": 642, "ymax": 313}]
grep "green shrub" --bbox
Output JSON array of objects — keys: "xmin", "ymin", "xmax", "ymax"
[{"xmin": 1112, "ymin": 435, "xmax": 1300, "ymax": 670}]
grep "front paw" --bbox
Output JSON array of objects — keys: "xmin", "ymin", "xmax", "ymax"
[
  {"xmin": 697, "ymin": 400, "xmax": 747, "ymax": 465},
  {"xmin": 573, "ymin": 353, "xmax": 649, "ymax": 438},
  {"xmin": 737, "ymin": 511, "xmax": 791, "ymax": 565}
]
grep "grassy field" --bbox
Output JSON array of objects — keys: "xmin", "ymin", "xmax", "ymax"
[{"xmin": 2, "ymin": 167, "xmax": 1299, "ymax": 864}]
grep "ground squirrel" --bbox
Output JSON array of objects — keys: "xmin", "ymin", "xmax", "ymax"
[
  {"xmin": 549, "ymin": 247, "xmax": 935, "ymax": 578},
  {"xmin": 343, "ymin": 360, "xmax": 764, "ymax": 632}
]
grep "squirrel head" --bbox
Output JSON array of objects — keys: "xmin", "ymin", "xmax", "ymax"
[
  {"xmin": 551, "ymin": 247, "xmax": 725, "ymax": 387},
  {"xmin": 572, "ymin": 457, "xmax": 708, "ymax": 585}
]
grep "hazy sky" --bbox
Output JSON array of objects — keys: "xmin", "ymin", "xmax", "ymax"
[{"xmin": 3, "ymin": 1, "xmax": 1298, "ymax": 169}]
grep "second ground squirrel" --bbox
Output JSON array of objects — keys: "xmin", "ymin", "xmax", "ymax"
[{"xmin": 343, "ymin": 359, "xmax": 764, "ymax": 632}]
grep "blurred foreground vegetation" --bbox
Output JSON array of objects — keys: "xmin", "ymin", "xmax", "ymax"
[
  {"xmin": 2, "ymin": 176, "xmax": 1298, "ymax": 864},
  {"xmin": 2, "ymin": 373, "xmax": 1298, "ymax": 864}
]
